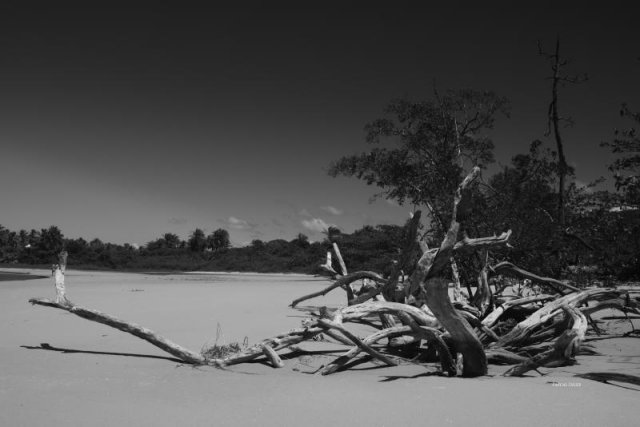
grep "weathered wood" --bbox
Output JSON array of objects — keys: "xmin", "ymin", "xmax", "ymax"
[
  {"xmin": 261, "ymin": 344, "xmax": 285, "ymax": 368},
  {"xmin": 481, "ymin": 294, "xmax": 556, "ymax": 328},
  {"xmin": 383, "ymin": 211, "xmax": 422, "ymax": 302},
  {"xmin": 421, "ymin": 167, "xmax": 488, "ymax": 377},
  {"xmin": 470, "ymin": 250, "xmax": 492, "ymax": 317},
  {"xmin": 491, "ymin": 261, "xmax": 580, "ymax": 294},
  {"xmin": 319, "ymin": 326, "xmax": 411, "ymax": 375},
  {"xmin": 453, "ymin": 230, "xmax": 512, "ymax": 253},
  {"xmin": 485, "ymin": 348, "xmax": 529, "ymax": 365},
  {"xmin": 317, "ymin": 318, "xmax": 397, "ymax": 367},
  {"xmin": 290, "ymin": 271, "xmax": 386, "ymax": 308},
  {"xmin": 503, "ymin": 305, "xmax": 587, "ymax": 376},
  {"xmin": 338, "ymin": 300, "xmax": 439, "ymax": 328},
  {"xmin": 451, "ymin": 257, "xmax": 463, "ymax": 303},
  {"xmin": 29, "ymin": 298, "xmax": 206, "ymax": 365},
  {"xmin": 319, "ymin": 251, "xmax": 338, "ymax": 276},
  {"xmin": 332, "ymin": 243, "xmax": 348, "ymax": 277},
  {"xmin": 395, "ymin": 311, "xmax": 456, "ymax": 376},
  {"xmin": 493, "ymin": 288, "xmax": 619, "ymax": 348}
]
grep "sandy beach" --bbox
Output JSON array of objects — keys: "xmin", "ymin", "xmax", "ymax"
[{"xmin": 1, "ymin": 269, "xmax": 638, "ymax": 426}]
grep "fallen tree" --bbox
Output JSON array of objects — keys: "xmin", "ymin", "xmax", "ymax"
[{"xmin": 28, "ymin": 167, "xmax": 640, "ymax": 381}]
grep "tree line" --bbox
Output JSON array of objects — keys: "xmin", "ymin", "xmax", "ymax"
[{"xmin": 0, "ymin": 224, "xmax": 414, "ymax": 275}]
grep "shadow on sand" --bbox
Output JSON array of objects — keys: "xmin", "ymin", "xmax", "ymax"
[{"xmin": 21, "ymin": 343, "xmax": 185, "ymax": 364}]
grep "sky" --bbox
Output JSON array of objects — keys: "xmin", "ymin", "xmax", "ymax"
[{"xmin": 1, "ymin": 2, "xmax": 638, "ymax": 246}]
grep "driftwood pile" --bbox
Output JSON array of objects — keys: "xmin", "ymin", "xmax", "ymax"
[{"xmin": 29, "ymin": 167, "xmax": 640, "ymax": 378}]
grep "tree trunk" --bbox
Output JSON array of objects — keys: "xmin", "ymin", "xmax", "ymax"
[{"xmin": 422, "ymin": 167, "xmax": 488, "ymax": 377}]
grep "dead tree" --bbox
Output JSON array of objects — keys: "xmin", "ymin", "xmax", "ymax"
[{"xmin": 27, "ymin": 168, "xmax": 640, "ymax": 381}]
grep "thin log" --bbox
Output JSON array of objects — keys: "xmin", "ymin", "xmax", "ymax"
[
  {"xmin": 457, "ymin": 310, "xmax": 500, "ymax": 343},
  {"xmin": 485, "ymin": 348, "xmax": 529, "ymax": 365},
  {"xmin": 470, "ymin": 250, "xmax": 492, "ymax": 317},
  {"xmin": 317, "ymin": 318, "xmax": 397, "ymax": 367},
  {"xmin": 491, "ymin": 261, "xmax": 580, "ymax": 294},
  {"xmin": 481, "ymin": 295, "xmax": 556, "ymax": 328},
  {"xmin": 332, "ymin": 243, "xmax": 348, "ymax": 276},
  {"xmin": 261, "ymin": 344, "xmax": 285, "ymax": 368},
  {"xmin": 331, "ymin": 243, "xmax": 355, "ymax": 303},
  {"xmin": 349, "ymin": 283, "xmax": 384, "ymax": 305},
  {"xmin": 338, "ymin": 300, "xmax": 439, "ymax": 328},
  {"xmin": 29, "ymin": 298, "xmax": 206, "ymax": 365},
  {"xmin": 52, "ymin": 266, "xmax": 70, "ymax": 305},
  {"xmin": 453, "ymin": 230, "xmax": 512, "ymax": 253},
  {"xmin": 319, "ymin": 251, "xmax": 338, "ymax": 276},
  {"xmin": 319, "ymin": 325, "xmax": 412, "ymax": 375},
  {"xmin": 451, "ymin": 257, "xmax": 463, "ymax": 303},
  {"xmin": 321, "ymin": 329, "xmax": 356, "ymax": 346},
  {"xmin": 219, "ymin": 325, "xmax": 325, "ymax": 366},
  {"xmin": 290, "ymin": 271, "xmax": 386, "ymax": 308}
]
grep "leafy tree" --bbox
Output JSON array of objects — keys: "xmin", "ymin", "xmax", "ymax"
[
  {"xmin": 163, "ymin": 233, "xmax": 182, "ymax": 249},
  {"xmin": 65, "ymin": 237, "xmax": 88, "ymax": 258},
  {"xmin": 89, "ymin": 238, "xmax": 105, "ymax": 252},
  {"xmin": 328, "ymin": 89, "xmax": 509, "ymax": 239},
  {"xmin": 602, "ymin": 103, "xmax": 640, "ymax": 207},
  {"xmin": 188, "ymin": 228, "xmax": 207, "ymax": 252},
  {"xmin": 291, "ymin": 233, "xmax": 310, "ymax": 249},
  {"xmin": 250, "ymin": 239, "xmax": 265, "ymax": 251},
  {"xmin": 207, "ymin": 229, "xmax": 231, "ymax": 252},
  {"xmin": 479, "ymin": 141, "xmax": 565, "ymax": 274},
  {"xmin": 37, "ymin": 226, "xmax": 64, "ymax": 262},
  {"xmin": 324, "ymin": 226, "xmax": 342, "ymax": 243}
]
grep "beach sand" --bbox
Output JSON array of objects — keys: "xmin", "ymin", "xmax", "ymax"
[{"xmin": 1, "ymin": 269, "xmax": 638, "ymax": 426}]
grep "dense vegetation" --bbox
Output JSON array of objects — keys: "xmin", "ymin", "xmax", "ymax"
[{"xmin": 0, "ymin": 224, "xmax": 412, "ymax": 275}]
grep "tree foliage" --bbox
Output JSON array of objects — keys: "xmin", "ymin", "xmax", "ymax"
[
  {"xmin": 328, "ymin": 89, "xmax": 509, "ymax": 238},
  {"xmin": 602, "ymin": 103, "xmax": 640, "ymax": 207},
  {"xmin": 207, "ymin": 229, "xmax": 231, "ymax": 252}
]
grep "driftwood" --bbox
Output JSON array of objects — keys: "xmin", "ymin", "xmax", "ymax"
[
  {"xmin": 493, "ymin": 288, "xmax": 621, "ymax": 349},
  {"xmin": 290, "ymin": 271, "xmax": 386, "ymax": 308},
  {"xmin": 27, "ymin": 165, "xmax": 640, "ymax": 382},
  {"xmin": 491, "ymin": 261, "xmax": 580, "ymax": 294},
  {"xmin": 503, "ymin": 305, "xmax": 587, "ymax": 376},
  {"xmin": 29, "ymin": 298, "xmax": 207, "ymax": 364}
]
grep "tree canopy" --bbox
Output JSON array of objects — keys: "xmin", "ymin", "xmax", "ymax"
[{"xmin": 328, "ymin": 89, "xmax": 509, "ymax": 238}]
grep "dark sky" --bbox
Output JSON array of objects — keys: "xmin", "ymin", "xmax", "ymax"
[{"xmin": 1, "ymin": 2, "xmax": 638, "ymax": 246}]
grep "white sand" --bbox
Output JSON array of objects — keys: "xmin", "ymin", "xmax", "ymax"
[{"xmin": 1, "ymin": 269, "xmax": 638, "ymax": 426}]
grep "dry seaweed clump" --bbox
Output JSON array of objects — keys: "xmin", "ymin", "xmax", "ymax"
[
  {"xmin": 201, "ymin": 342, "xmax": 246, "ymax": 360},
  {"xmin": 201, "ymin": 325, "xmax": 248, "ymax": 360}
]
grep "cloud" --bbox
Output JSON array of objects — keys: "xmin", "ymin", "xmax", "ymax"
[
  {"xmin": 298, "ymin": 208, "xmax": 312, "ymax": 217},
  {"xmin": 301, "ymin": 217, "xmax": 331, "ymax": 233},
  {"xmin": 221, "ymin": 216, "xmax": 257, "ymax": 231},
  {"xmin": 320, "ymin": 205, "xmax": 343, "ymax": 215}
]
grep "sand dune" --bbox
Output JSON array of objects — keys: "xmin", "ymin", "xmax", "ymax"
[{"xmin": 1, "ymin": 269, "xmax": 638, "ymax": 426}]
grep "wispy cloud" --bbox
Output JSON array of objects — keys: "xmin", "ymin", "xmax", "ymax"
[
  {"xmin": 221, "ymin": 216, "xmax": 256, "ymax": 230},
  {"xmin": 301, "ymin": 217, "xmax": 331, "ymax": 233},
  {"xmin": 299, "ymin": 208, "xmax": 312, "ymax": 217},
  {"xmin": 321, "ymin": 205, "xmax": 343, "ymax": 215}
]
